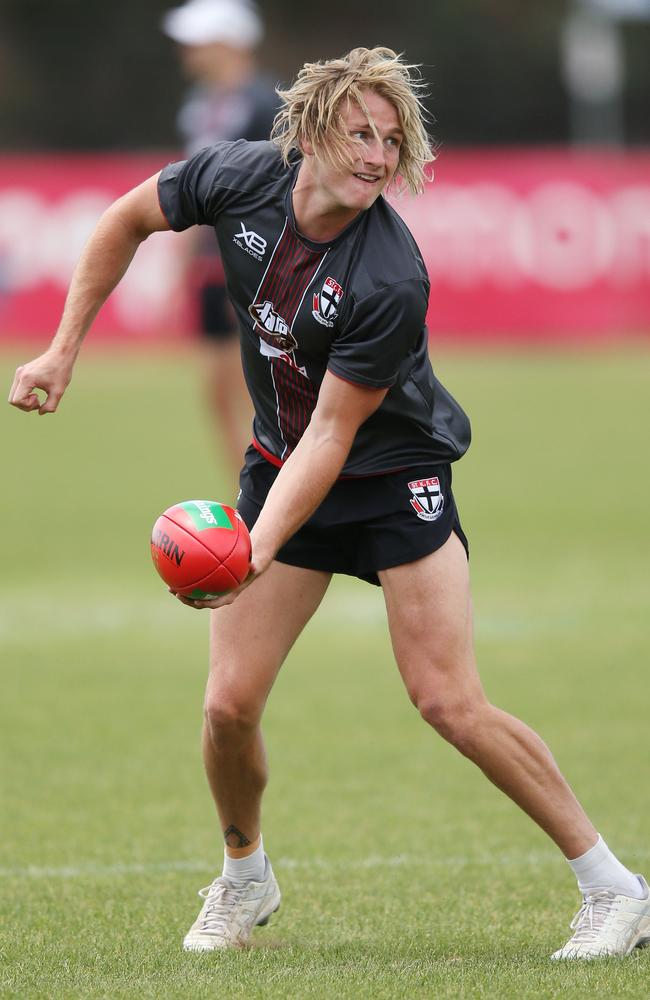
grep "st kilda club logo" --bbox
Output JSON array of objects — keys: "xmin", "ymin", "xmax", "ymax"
[
  {"xmin": 408, "ymin": 477, "xmax": 445, "ymax": 522},
  {"xmin": 312, "ymin": 276, "xmax": 343, "ymax": 328}
]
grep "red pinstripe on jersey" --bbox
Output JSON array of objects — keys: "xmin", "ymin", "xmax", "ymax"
[{"xmin": 249, "ymin": 220, "xmax": 328, "ymax": 457}]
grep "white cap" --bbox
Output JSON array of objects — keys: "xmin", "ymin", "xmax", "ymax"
[{"xmin": 162, "ymin": 0, "xmax": 263, "ymax": 48}]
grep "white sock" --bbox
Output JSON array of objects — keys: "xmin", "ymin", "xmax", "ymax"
[
  {"xmin": 222, "ymin": 836, "xmax": 266, "ymax": 883},
  {"xmin": 568, "ymin": 834, "xmax": 645, "ymax": 898}
]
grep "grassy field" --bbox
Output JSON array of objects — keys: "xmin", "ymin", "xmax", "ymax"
[{"xmin": 1, "ymin": 345, "xmax": 649, "ymax": 999}]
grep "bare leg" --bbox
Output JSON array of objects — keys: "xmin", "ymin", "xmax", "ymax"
[
  {"xmin": 203, "ymin": 560, "xmax": 331, "ymax": 850},
  {"xmin": 380, "ymin": 533, "xmax": 597, "ymax": 859},
  {"xmin": 200, "ymin": 337, "xmax": 253, "ymax": 484}
]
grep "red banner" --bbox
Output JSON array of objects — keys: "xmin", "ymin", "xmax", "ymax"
[
  {"xmin": 393, "ymin": 149, "xmax": 650, "ymax": 340},
  {"xmin": 1, "ymin": 149, "xmax": 649, "ymax": 341},
  {"xmin": 0, "ymin": 154, "xmax": 187, "ymax": 341}
]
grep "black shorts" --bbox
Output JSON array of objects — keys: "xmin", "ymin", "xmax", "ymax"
[
  {"xmin": 237, "ymin": 448, "xmax": 469, "ymax": 586},
  {"xmin": 199, "ymin": 282, "xmax": 237, "ymax": 341}
]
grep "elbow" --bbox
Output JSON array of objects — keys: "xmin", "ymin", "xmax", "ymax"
[
  {"xmin": 305, "ymin": 419, "xmax": 355, "ymax": 462},
  {"xmin": 107, "ymin": 185, "xmax": 165, "ymax": 244},
  {"xmin": 109, "ymin": 200, "xmax": 151, "ymax": 244}
]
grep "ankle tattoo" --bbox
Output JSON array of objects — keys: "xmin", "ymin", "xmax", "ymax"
[{"xmin": 223, "ymin": 825, "xmax": 252, "ymax": 849}]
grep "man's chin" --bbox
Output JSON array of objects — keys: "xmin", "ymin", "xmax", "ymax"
[{"xmin": 349, "ymin": 189, "xmax": 383, "ymax": 211}]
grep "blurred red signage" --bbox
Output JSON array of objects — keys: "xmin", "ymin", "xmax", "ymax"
[
  {"xmin": 1, "ymin": 149, "xmax": 649, "ymax": 341},
  {"xmin": 0, "ymin": 154, "xmax": 187, "ymax": 342},
  {"xmin": 394, "ymin": 149, "xmax": 650, "ymax": 340}
]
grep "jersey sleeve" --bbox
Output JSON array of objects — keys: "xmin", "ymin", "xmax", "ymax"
[
  {"xmin": 157, "ymin": 142, "xmax": 234, "ymax": 231},
  {"xmin": 327, "ymin": 279, "xmax": 428, "ymax": 389}
]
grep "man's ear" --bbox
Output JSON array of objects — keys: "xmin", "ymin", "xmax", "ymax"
[{"xmin": 300, "ymin": 137, "xmax": 315, "ymax": 157}]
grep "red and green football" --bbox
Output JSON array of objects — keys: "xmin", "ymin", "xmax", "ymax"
[{"xmin": 150, "ymin": 500, "xmax": 251, "ymax": 600}]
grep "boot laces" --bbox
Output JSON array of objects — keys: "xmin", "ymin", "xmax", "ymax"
[
  {"xmin": 197, "ymin": 879, "xmax": 250, "ymax": 934},
  {"xmin": 568, "ymin": 890, "xmax": 617, "ymax": 943}
]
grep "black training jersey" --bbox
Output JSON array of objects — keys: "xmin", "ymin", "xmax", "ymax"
[
  {"xmin": 158, "ymin": 140, "xmax": 471, "ymax": 476},
  {"xmin": 178, "ymin": 76, "xmax": 278, "ymax": 156}
]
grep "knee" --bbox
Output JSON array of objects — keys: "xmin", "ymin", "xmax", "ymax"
[
  {"xmin": 204, "ymin": 693, "xmax": 260, "ymax": 739},
  {"xmin": 416, "ymin": 691, "xmax": 487, "ymax": 757}
]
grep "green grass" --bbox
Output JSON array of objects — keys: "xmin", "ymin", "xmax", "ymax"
[{"xmin": 1, "ymin": 345, "xmax": 649, "ymax": 998}]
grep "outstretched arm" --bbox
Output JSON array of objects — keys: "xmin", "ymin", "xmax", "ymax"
[
  {"xmin": 176, "ymin": 370, "xmax": 388, "ymax": 608},
  {"xmin": 8, "ymin": 173, "xmax": 170, "ymax": 414}
]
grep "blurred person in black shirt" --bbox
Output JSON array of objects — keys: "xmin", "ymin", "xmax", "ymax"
[{"xmin": 163, "ymin": 0, "xmax": 278, "ymax": 478}]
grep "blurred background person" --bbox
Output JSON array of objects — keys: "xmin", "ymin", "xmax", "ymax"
[{"xmin": 162, "ymin": 0, "xmax": 279, "ymax": 481}]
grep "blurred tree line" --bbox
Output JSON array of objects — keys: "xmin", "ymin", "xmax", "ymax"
[{"xmin": 0, "ymin": 0, "xmax": 648, "ymax": 150}]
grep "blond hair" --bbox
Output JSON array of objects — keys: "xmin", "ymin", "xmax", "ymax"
[{"xmin": 271, "ymin": 47, "xmax": 434, "ymax": 196}]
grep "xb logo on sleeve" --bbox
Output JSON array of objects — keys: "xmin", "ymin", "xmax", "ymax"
[
  {"xmin": 408, "ymin": 477, "xmax": 444, "ymax": 522},
  {"xmin": 233, "ymin": 222, "xmax": 267, "ymax": 261}
]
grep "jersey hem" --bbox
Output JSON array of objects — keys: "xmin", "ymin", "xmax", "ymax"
[
  {"xmin": 157, "ymin": 181, "xmax": 175, "ymax": 231},
  {"xmin": 251, "ymin": 437, "xmax": 414, "ymax": 480},
  {"xmin": 252, "ymin": 438, "xmax": 283, "ymax": 468}
]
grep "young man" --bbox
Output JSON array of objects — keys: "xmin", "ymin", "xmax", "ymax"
[{"xmin": 9, "ymin": 47, "xmax": 649, "ymax": 959}]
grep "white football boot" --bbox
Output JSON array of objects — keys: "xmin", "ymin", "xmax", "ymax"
[
  {"xmin": 183, "ymin": 856, "xmax": 281, "ymax": 951},
  {"xmin": 551, "ymin": 876, "xmax": 650, "ymax": 959}
]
